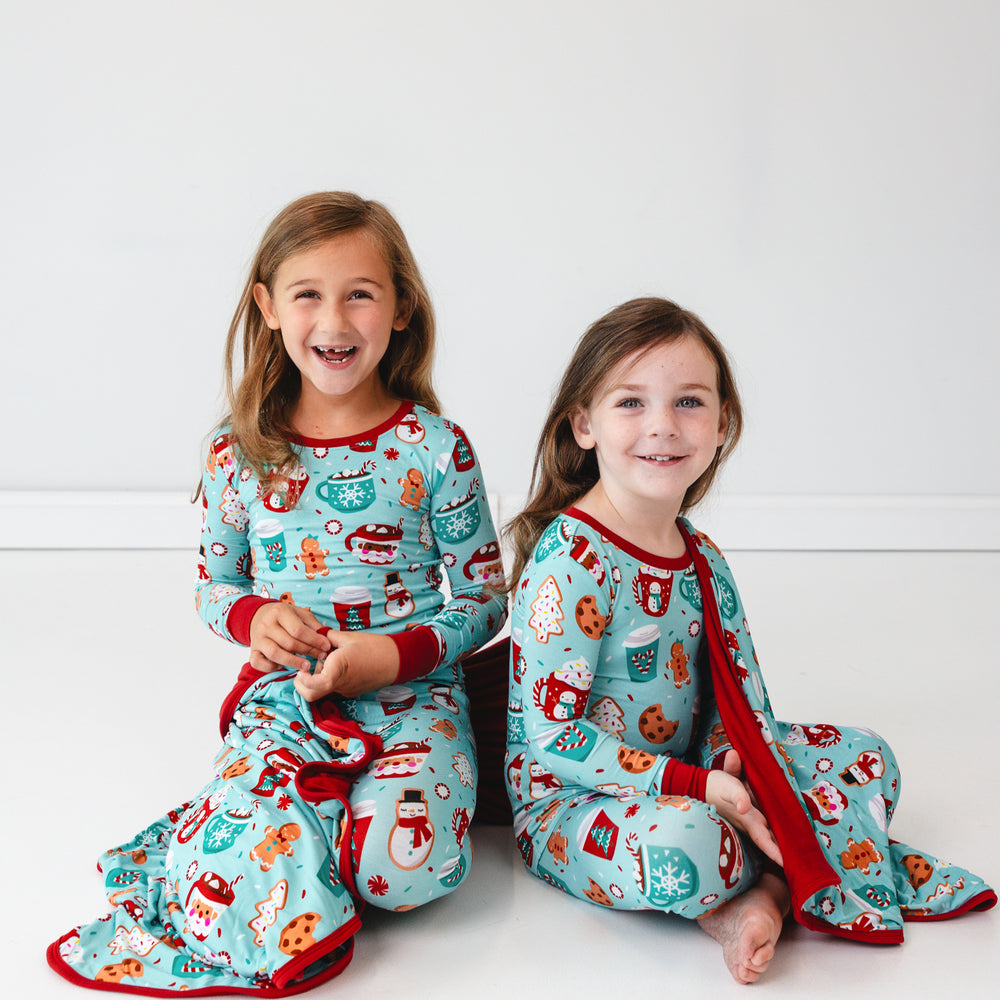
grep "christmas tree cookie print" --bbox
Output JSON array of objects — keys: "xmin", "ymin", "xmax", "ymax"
[
  {"xmin": 588, "ymin": 696, "xmax": 625, "ymax": 736},
  {"xmin": 529, "ymin": 576, "xmax": 564, "ymax": 643}
]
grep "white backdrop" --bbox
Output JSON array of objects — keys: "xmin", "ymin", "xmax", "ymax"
[{"xmin": 2, "ymin": 1, "xmax": 998, "ymax": 547}]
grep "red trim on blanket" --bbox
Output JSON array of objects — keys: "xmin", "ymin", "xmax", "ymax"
[
  {"xmin": 680, "ymin": 525, "xmax": 844, "ymax": 928},
  {"xmin": 901, "ymin": 889, "xmax": 997, "ymax": 921},
  {"xmin": 218, "ymin": 662, "xmax": 267, "ymax": 737},
  {"xmin": 272, "ymin": 914, "xmax": 361, "ymax": 990},
  {"xmin": 47, "ymin": 921, "xmax": 359, "ymax": 996},
  {"xmin": 794, "ymin": 910, "xmax": 903, "ymax": 944},
  {"xmin": 294, "ymin": 698, "xmax": 384, "ymax": 897}
]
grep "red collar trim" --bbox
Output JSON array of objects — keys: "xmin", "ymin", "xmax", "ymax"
[
  {"xmin": 291, "ymin": 400, "xmax": 414, "ymax": 447},
  {"xmin": 564, "ymin": 507, "xmax": 691, "ymax": 570}
]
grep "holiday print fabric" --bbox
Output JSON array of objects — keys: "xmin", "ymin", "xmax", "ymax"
[
  {"xmin": 506, "ymin": 510, "xmax": 996, "ymax": 938},
  {"xmin": 196, "ymin": 401, "xmax": 505, "ymax": 666},
  {"xmin": 507, "ymin": 509, "xmax": 748, "ymax": 917},
  {"xmin": 47, "ymin": 404, "xmax": 504, "ymax": 994},
  {"xmin": 50, "ymin": 669, "xmax": 477, "ymax": 994}
]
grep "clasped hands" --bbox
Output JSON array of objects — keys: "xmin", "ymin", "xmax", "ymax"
[{"xmin": 247, "ymin": 602, "xmax": 400, "ymax": 700}]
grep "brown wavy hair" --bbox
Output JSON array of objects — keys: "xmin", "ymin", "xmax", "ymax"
[
  {"xmin": 215, "ymin": 191, "xmax": 439, "ymax": 489},
  {"xmin": 504, "ymin": 297, "xmax": 743, "ymax": 589}
]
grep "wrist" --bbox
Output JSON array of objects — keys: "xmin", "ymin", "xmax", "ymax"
[
  {"xmin": 661, "ymin": 759, "xmax": 709, "ymax": 799},
  {"xmin": 390, "ymin": 626, "xmax": 441, "ymax": 683},
  {"xmin": 229, "ymin": 595, "xmax": 276, "ymax": 645}
]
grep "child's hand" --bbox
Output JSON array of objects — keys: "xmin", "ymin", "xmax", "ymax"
[
  {"xmin": 705, "ymin": 763, "xmax": 784, "ymax": 868},
  {"xmin": 293, "ymin": 631, "xmax": 400, "ymax": 701},
  {"xmin": 249, "ymin": 603, "xmax": 331, "ymax": 673}
]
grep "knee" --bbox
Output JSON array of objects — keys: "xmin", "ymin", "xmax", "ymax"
[
  {"xmin": 359, "ymin": 847, "xmax": 472, "ymax": 911},
  {"xmin": 854, "ymin": 730, "xmax": 902, "ymax": 827},
  {"xmin": 352, "ymin": 789, "xmax": 474, "ymax": 910},
  {"xmin": 838, "ymin": 727, "xmax": 901, "ymax": 798}
]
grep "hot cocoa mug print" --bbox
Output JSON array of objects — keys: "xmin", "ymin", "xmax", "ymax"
[
  {"xmin": 316, "ymin": 464, "xmax": 376, "ymax": 512},
  {"xmin": 432, "ymin": 491, "xmax": 481, "ymax": 544},
  {"xmin": 263, "ymin": 464, "xmax": 310, "ymax": 513},
  {"xmin": 345, "ymin": 523, "xmax": 403, "ymax": 565}
]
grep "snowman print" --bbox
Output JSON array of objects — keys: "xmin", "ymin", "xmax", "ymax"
[
  {"xmin": 395, "ymin": 412, "xmax": 425, "ymax": 444},
  {"xmin": 388, "ymin": 789, "xmax": 435, "ymax": 870}
]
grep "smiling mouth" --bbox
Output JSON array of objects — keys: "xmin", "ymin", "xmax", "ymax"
[
  {"xmin": 639, "ymin": 455, "xmax": 683, "ymax": 463},
  {"xmin": 313, "ymin": 346, "xmax": 357, "ymax": 364}
]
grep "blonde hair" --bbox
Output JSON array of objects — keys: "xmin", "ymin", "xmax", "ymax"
[
  {"xmin": 220, "ymin": 191, "xmax": 439, "ymax": 485},
  {"xmin": 504, "ymin": 297, "xmax": 743, "ymax": 588}
]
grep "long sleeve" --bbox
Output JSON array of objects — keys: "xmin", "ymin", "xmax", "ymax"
[
  {"xmin": 393, "ymin": 420, "xmax": 507, "ymax": 680},
  {"xmin": 193, "ymin": 409, "xmax": 506, "ymax": 676},
  {"xmin": 195, "ymin": 431, "xmax": 258, "ymax": 644},
  {"xmin": 512, "ymin": 518, "xmax": 706, "ymax": 800}
]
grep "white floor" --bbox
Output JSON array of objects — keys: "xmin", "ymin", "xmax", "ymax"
[{"xmin": 4, "ymin": 548, "xmax": 997, "ymax": 997}]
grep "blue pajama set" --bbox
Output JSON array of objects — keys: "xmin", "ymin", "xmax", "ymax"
[
  {"xmin": 506, "ymin": 509, "xmax": 995, "ymax": 939},
  {"xmin": 49, "ymin": 402, "xmax": 506, "ymax": 994}
]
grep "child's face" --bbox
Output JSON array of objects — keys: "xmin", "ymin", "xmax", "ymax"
[
  {"xmin": 253, "ymin": 231, "xmax": 410, "ymax": 415},
  {"xmin": 570, "ymin": 336, "xmax": 727, "ymax": 516}
]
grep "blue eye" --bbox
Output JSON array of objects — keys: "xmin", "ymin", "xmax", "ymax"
[
  {"xmin": 616, "ymin": 398, "xmax": 641, "ymax": 408},
  {"xmin": 677, "ymin": 397, "xmax": 703, "ymax": 409}
]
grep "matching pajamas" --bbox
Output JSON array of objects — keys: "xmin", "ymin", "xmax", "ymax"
[
  {"xmin": 506, "ymin": 508, "xmax": 756, "ymax": 915},
  {"xmin": 505, "ymin": 510, "xmax": 996, "ymax": 937},
  {"xmin": 48, "ymin": 402, "xmax": 506, "ymax": 994},
  {"xmin": 46, "ymin": 421, "xmax": 998, "ymax": 991}
]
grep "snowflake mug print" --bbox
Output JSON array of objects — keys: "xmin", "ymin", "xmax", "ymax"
[
  {"xmin": 432, "ymin": 491, "xmax": 481, "ymax": 544},
  {"xmin": 316, "ymin": 465, "xmax": 377, "ymax": 512},
  {"xmin": 637, "ymin": 844, "xmax": 700, "ymax": 908}
]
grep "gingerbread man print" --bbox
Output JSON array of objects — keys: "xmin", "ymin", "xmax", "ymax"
[
  {"xmin": 397, "ymin": 468, "xmax": 428, "ymax": 509},
  {"xmin": 294, "ymin": 538, "xmax": 330, "ymax": 579}
]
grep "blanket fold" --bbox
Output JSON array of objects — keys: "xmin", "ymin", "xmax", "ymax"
[
  {"xmin": 48, "ymin": 671, "xmax": 379, "ymax": 995},
  {"xmin": 680, "ymin": 520, "xmax": 995, "ymax": 942}
]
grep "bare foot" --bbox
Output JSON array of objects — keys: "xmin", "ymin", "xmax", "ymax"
[{"xmin": 697, "ymin": 873, "xmax": 790, "ymax": 984}]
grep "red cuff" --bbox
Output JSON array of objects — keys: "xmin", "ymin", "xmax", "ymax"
[
  {"xmin": 660, "ymin": 759, "xmax": 709, "ymax": 799},
  {"xmin": 227, "ymin": 595, "xmax": 275, "ymax": 645},
  {"xmin": 390, "ymin": 626, "xmax": 442, "ymax": 683}
]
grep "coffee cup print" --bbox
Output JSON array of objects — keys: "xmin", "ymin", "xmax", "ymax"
[
  {"xmin": 350, "ymin": 799, "xmax": 377, "ymax": 873},
  {"xmin": 316, "ymin": 464, "xmax": 376, "ymax": 512},
  {"xmin": 433, "ymin": 491, "xmax": 481, "ymax": 544},
  {"xmin": 349, "ymin": 436, "xmax": 377, "ymax": 453},
  {"xmin": 345, "ymin": 523, "xmax": 403, "ymax": 565},
  {"xmin": 511, "ymin": 626, "xmax": 525, "ymax": 682},
  {"xmin": 331, "ymin": 585, "xmax": 372, "ymax": 630},
  {"xmin": 623, "ymin": 624, "xmax": 660, "ymax": 682},
  {"xmin": 377, "ymin": 685, "xmax": 417, "ymax": 715},
  {"xmin": 437, "ymin": 852, "xmax": 468, "ymax": 888},
  {"xmin": 255, "ymin": 519, "xmax": 288, "ymax": 572}
]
